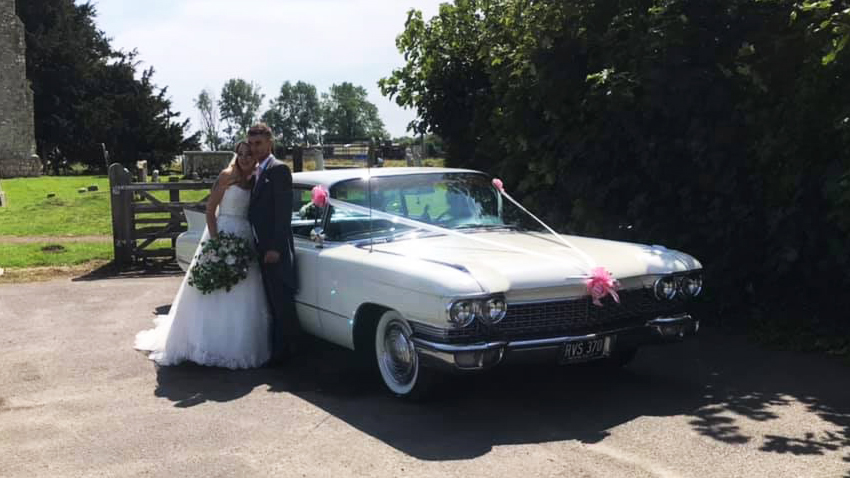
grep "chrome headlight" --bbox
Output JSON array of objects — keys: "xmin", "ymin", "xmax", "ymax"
[
  {"xmin": 449, "ymin": 301, "xmax": 476, "ymax": 328},
  {"xmin": 653, "ymin": 276, "xmax": 678, "ymax": 300},
  {"xmin": 448, "ymin": 295, "xmax": 508, "ymax": 327},
  {"xmin": 680, "ymin": 273, "xmax": 703, "ymax": 297},
  {"xmin": 480, "ymin": 297, "xmax": 507, "ymax": 325}
]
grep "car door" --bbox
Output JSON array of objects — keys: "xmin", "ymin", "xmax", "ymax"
[
  {"xmin": 313, "ymin": 201, "xmax": 378, "ymax": 350},
  {"xmin": 291, "ymin": 185, "xmax": 322, "ymax": 336}
]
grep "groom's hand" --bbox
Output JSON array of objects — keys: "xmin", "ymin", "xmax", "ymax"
[{"xmin": 263, "ymin": 250, "xmax": 281, "ymax": 264}]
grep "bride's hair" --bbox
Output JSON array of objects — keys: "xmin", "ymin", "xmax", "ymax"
[{"xmin": 222, "ymin": 141, "xmax": 253, "ymax": 186}]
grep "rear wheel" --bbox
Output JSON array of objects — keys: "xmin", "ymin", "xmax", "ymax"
[{"xmin": 374, "ymin": 310, "xmax": 435, "ymax": 399}]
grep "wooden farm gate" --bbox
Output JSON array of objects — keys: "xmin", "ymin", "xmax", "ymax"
[{"xmin": 108, "ymin": 163, "xmax": 214, "ymax": 268}]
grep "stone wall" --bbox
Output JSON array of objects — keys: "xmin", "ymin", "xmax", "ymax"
[{"xmin": 0, "ymin": 0, "xmax": 41, "ymax": 178}]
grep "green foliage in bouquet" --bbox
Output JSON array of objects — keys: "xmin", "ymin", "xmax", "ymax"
[
  {"xmin": 188, "ymin": 232, "xmax": 255, "ymax": 295},
  {"xmin": 299, "ymin": 202, "xmax": 324, "ymax": 220}
]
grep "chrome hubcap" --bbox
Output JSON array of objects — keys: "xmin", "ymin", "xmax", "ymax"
[{"xmin": 381, "ymin": 321, "xmax": 416, "ymax": 386}]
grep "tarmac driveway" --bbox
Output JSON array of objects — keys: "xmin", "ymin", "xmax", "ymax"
[{"xmin": 1, "ymin": 274, "xmax": 848, "ymax": 477}]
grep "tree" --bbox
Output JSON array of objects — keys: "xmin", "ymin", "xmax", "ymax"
[
  {"xmin": 219, "ymin": 79, "xmax": 263, "ymax": 145},
  {"xmin": 17, "ymin": 0, "xmax": 197, "ymax": 172},
  {"xmin": 321, "ymin": 82, "xmax": 388, "ymax": 142},
  {"xmin": 75, "ymin": 52, "xmax": 200, "ymax": 170},
  {"xmin": 260, "ymin": 107, "xmax": 297, "ymax": 147},
  {"xmin": 263, "ymin": 81, "xmax": 321, "ymax": 146},
  {"xmin": 379, "ymin": 4, "xmax": 491, "ymax": 163},
  {"xmin": 392, "ymin": 134, "xmax": 444, "ymax": 157},
  {"xmin": 194, "ymin": 89, "xmax": 222, "ymax": 151},
  {"xmin": 382, "ymin": 0, "xmax": 850, "ymax": 343}
]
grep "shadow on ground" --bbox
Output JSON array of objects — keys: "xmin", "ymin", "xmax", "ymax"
[
  {"xmin": 151, "ymin": 325, "xmax": 850, "ymax": 468},
  {"xmin": 73, "ymin": 260, "xmax": 183, "ymax": 281}
]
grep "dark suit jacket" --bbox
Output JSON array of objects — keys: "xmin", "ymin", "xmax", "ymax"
[{"xmin": 248, "ymin": 157, "xmax": 297, "ymax": 291}]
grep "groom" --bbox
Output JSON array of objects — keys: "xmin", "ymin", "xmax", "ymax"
[{"xmin": 246, "ymin": 123, "xmax": 301, "ymax": 364}]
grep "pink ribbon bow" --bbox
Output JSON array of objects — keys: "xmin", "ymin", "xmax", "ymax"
[
  {"xmin": 493, "ymin": 177, "xmax": 620, "ymax": 308},
  {"xmin": 311, "ymin": 185, "xmax": 329, "ymax": 207},
  {"xmin": 492, "ymin": 178, "xmax": 504, "ymax": 192},
  {"xmin": 586, "ymin": 267, "xmax": 620, "ymax": 307}
]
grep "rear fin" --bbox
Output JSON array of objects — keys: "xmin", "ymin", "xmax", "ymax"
[{"xmin": 184, "ymin": 208, "xmax": 206, "ymax": 231}]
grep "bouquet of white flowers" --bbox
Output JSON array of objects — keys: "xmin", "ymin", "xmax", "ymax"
[{"xmin": 188, "ymin": 231, "xmax": 255, "ymax": 294}]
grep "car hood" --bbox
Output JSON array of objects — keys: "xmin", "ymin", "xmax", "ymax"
[{"xmin": 368, "ymin": 231, "xmax": 701, "ymax": 298}]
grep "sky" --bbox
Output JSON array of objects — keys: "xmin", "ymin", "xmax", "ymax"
[{"xmin": 84, "ymin": 0, "xmax": 445, "ymax": 139}]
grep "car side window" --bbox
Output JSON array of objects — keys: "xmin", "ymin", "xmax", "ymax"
[
  {"xmin": 292, "ymin": 185, "xmax": 322, "ymax": 238},
  {"xmin": 325, "ymin": 205, "xmax": 371, "ymax": 241},
  {"xmin": 325, "ymin": 203, "xmax": 416, "ymax": 242}
]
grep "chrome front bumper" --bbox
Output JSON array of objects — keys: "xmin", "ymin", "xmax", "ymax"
[{"xmin": 413, "ymin": 313, "xmax": 699, "ymax": 372}]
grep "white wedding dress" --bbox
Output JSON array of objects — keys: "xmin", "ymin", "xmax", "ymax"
[{"xmin": 134, "ymin": 185, "xmax": 271, "ymax": 369}]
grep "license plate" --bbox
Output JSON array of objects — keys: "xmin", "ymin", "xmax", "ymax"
[{"xmin": 561, "ymin": 336, "xmax": 614, "ymax": 363}]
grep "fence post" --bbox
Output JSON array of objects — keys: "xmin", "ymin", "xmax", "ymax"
[
  {"xmin": 293, "ymin": 146, "xmax": 303, "ymax": 172},
  {"xmin": 367, "ymin": 141, "xmax": 376, "ymax": 168},
  {"xmin": 108, "ymin": 163, "xmax": 133, "ymax": 268},
  {"xmin": 169, "ymin": 187, "xmax": 180, "ymax": 251}
]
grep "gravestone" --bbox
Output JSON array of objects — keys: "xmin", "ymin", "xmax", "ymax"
[
  {"xmin": 304, "ymin": 147, "xmax": 325, "ymax": 170},
  {"xmin": 136, "ymin": 160, "xmax": 148, "ymax": 182},
  {"xmin": 0, "ymin": 0, "xmax": 41, "ymax": 178},
  {"xmin": 182, "ymin": 151, "xmax": 234, "ymax": 179},
  {"xmin": 411, "ymin": 145, "xmax": 424, "ymax": 167}
]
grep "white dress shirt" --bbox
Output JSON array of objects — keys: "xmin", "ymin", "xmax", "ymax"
[{"xmin": 253, "ymin": 153, "xmax": 274, "ymax": 192}]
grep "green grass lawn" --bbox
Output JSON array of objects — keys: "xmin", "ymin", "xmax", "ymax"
[
  {"xmin": 0, "ymin": 175, "xmax": 204, "ymax": 269},
  {"xmin": 0, "ymin": 175, "xmax": 208, "ymax": 237},
  {"xmin": 1, "ymin": 175, "xmax": 112, "ymax": 236},
  {"xmin": 0, "ymin": 242, "xmax": 113, "ymax": 268},
  {"xmin": 0, "ymin": 163, "xmax": 446, "ymax": 237},
  {"xmin": 0, "ymin": 163, "xmax": 446, "ymax": 269}
]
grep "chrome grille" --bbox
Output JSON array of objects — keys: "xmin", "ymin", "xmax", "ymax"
[
  {"xmin": 503, "ymin": 288, "xmax": 677, "ymax": 336},
  {"xmin": 413, "ymin": 288, "xmax": 684, "ymax": 343}
]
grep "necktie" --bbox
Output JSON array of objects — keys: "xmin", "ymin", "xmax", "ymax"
[{"xmin": 252, "ymin": 164, "xmax": 263, "ymax": 192}]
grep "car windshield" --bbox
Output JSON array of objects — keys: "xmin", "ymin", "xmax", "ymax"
[{"xmin": 326, "ymin": 172, "xmax": 509, "ymax": 242}]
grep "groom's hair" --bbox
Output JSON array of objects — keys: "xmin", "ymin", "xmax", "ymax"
[{"xmin": 248, "ymin": 123, "xmax": 273, "ymax": 141}]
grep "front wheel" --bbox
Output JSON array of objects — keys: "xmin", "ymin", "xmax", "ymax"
[{"xmin": 374, "ymin": 311, "xmax": 435, "ymax": 399}]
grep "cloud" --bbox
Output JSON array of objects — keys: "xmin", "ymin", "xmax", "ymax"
[{"xmin": 88, "ymin": 0, "xmax": 444, "ymax": 138}]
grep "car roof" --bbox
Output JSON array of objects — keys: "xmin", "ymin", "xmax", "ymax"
[{"xmin": 291, "ymin": 167, "xmax": 486, "ymax": 187}]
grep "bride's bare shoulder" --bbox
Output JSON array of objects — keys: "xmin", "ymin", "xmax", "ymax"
[{"xmin": 214, "ymin": 170, "xmax": 233, "ymax": 190}]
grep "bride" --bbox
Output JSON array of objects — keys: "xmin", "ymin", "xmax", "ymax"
[{"xmin": 135, "ymin": 142, "xmax": 271, "ymax": 369}]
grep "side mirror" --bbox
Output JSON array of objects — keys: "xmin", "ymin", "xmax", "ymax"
[{"xmin": 310, "ymin": 227, "xmax": 326, "ymax": 248}]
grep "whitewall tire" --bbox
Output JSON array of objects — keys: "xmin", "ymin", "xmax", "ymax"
[{"xmin": 374, "ymin": 310, "xmax": 432, "ymax": 398}]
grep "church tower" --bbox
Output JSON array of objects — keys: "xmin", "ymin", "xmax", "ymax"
[{"xmin": 0, "ymin": 0, "xmax": 41, "ymax": 178}]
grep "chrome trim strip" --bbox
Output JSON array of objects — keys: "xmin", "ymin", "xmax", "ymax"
[
  {"xmin": 505, "ymin": 271, "xmax": 703, "ymax": 307},
  {"xmin": 646, "ymin": 314, "xmax": 692, "ymax": 326},
  {"xmin": 294, "ymin": 301, "xmax": 343, "ymax": 318},
  {"xmin": 417, "ymin": 346, "xmax": 455, "ymax": 366},
  {"xmin": 507, "ymin": 326, "xmax": 642, "ymax": 348},
  {"xmin": 412, "ymin": 338, "xmax": 507, "ymax": 353},
  {"xmin": 368, "ymin": 248, "xmax": 471, "ymax": 273},
  {"xmin": 414, "ymin": 314, "xmax": 698, "ymax": 370},
  {"xmin": 414, "ymin": 314, "xmax": 697, "ymax": 353}
]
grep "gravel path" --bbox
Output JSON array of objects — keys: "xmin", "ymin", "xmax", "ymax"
[{"xmin": 1, "ymin": 276, "xmax": 848, "ymax": 477}]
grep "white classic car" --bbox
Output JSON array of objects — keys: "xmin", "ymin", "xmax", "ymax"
[{"xmin": 177, "ymin": 168, "xmax": 703, "ymax": 398}]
